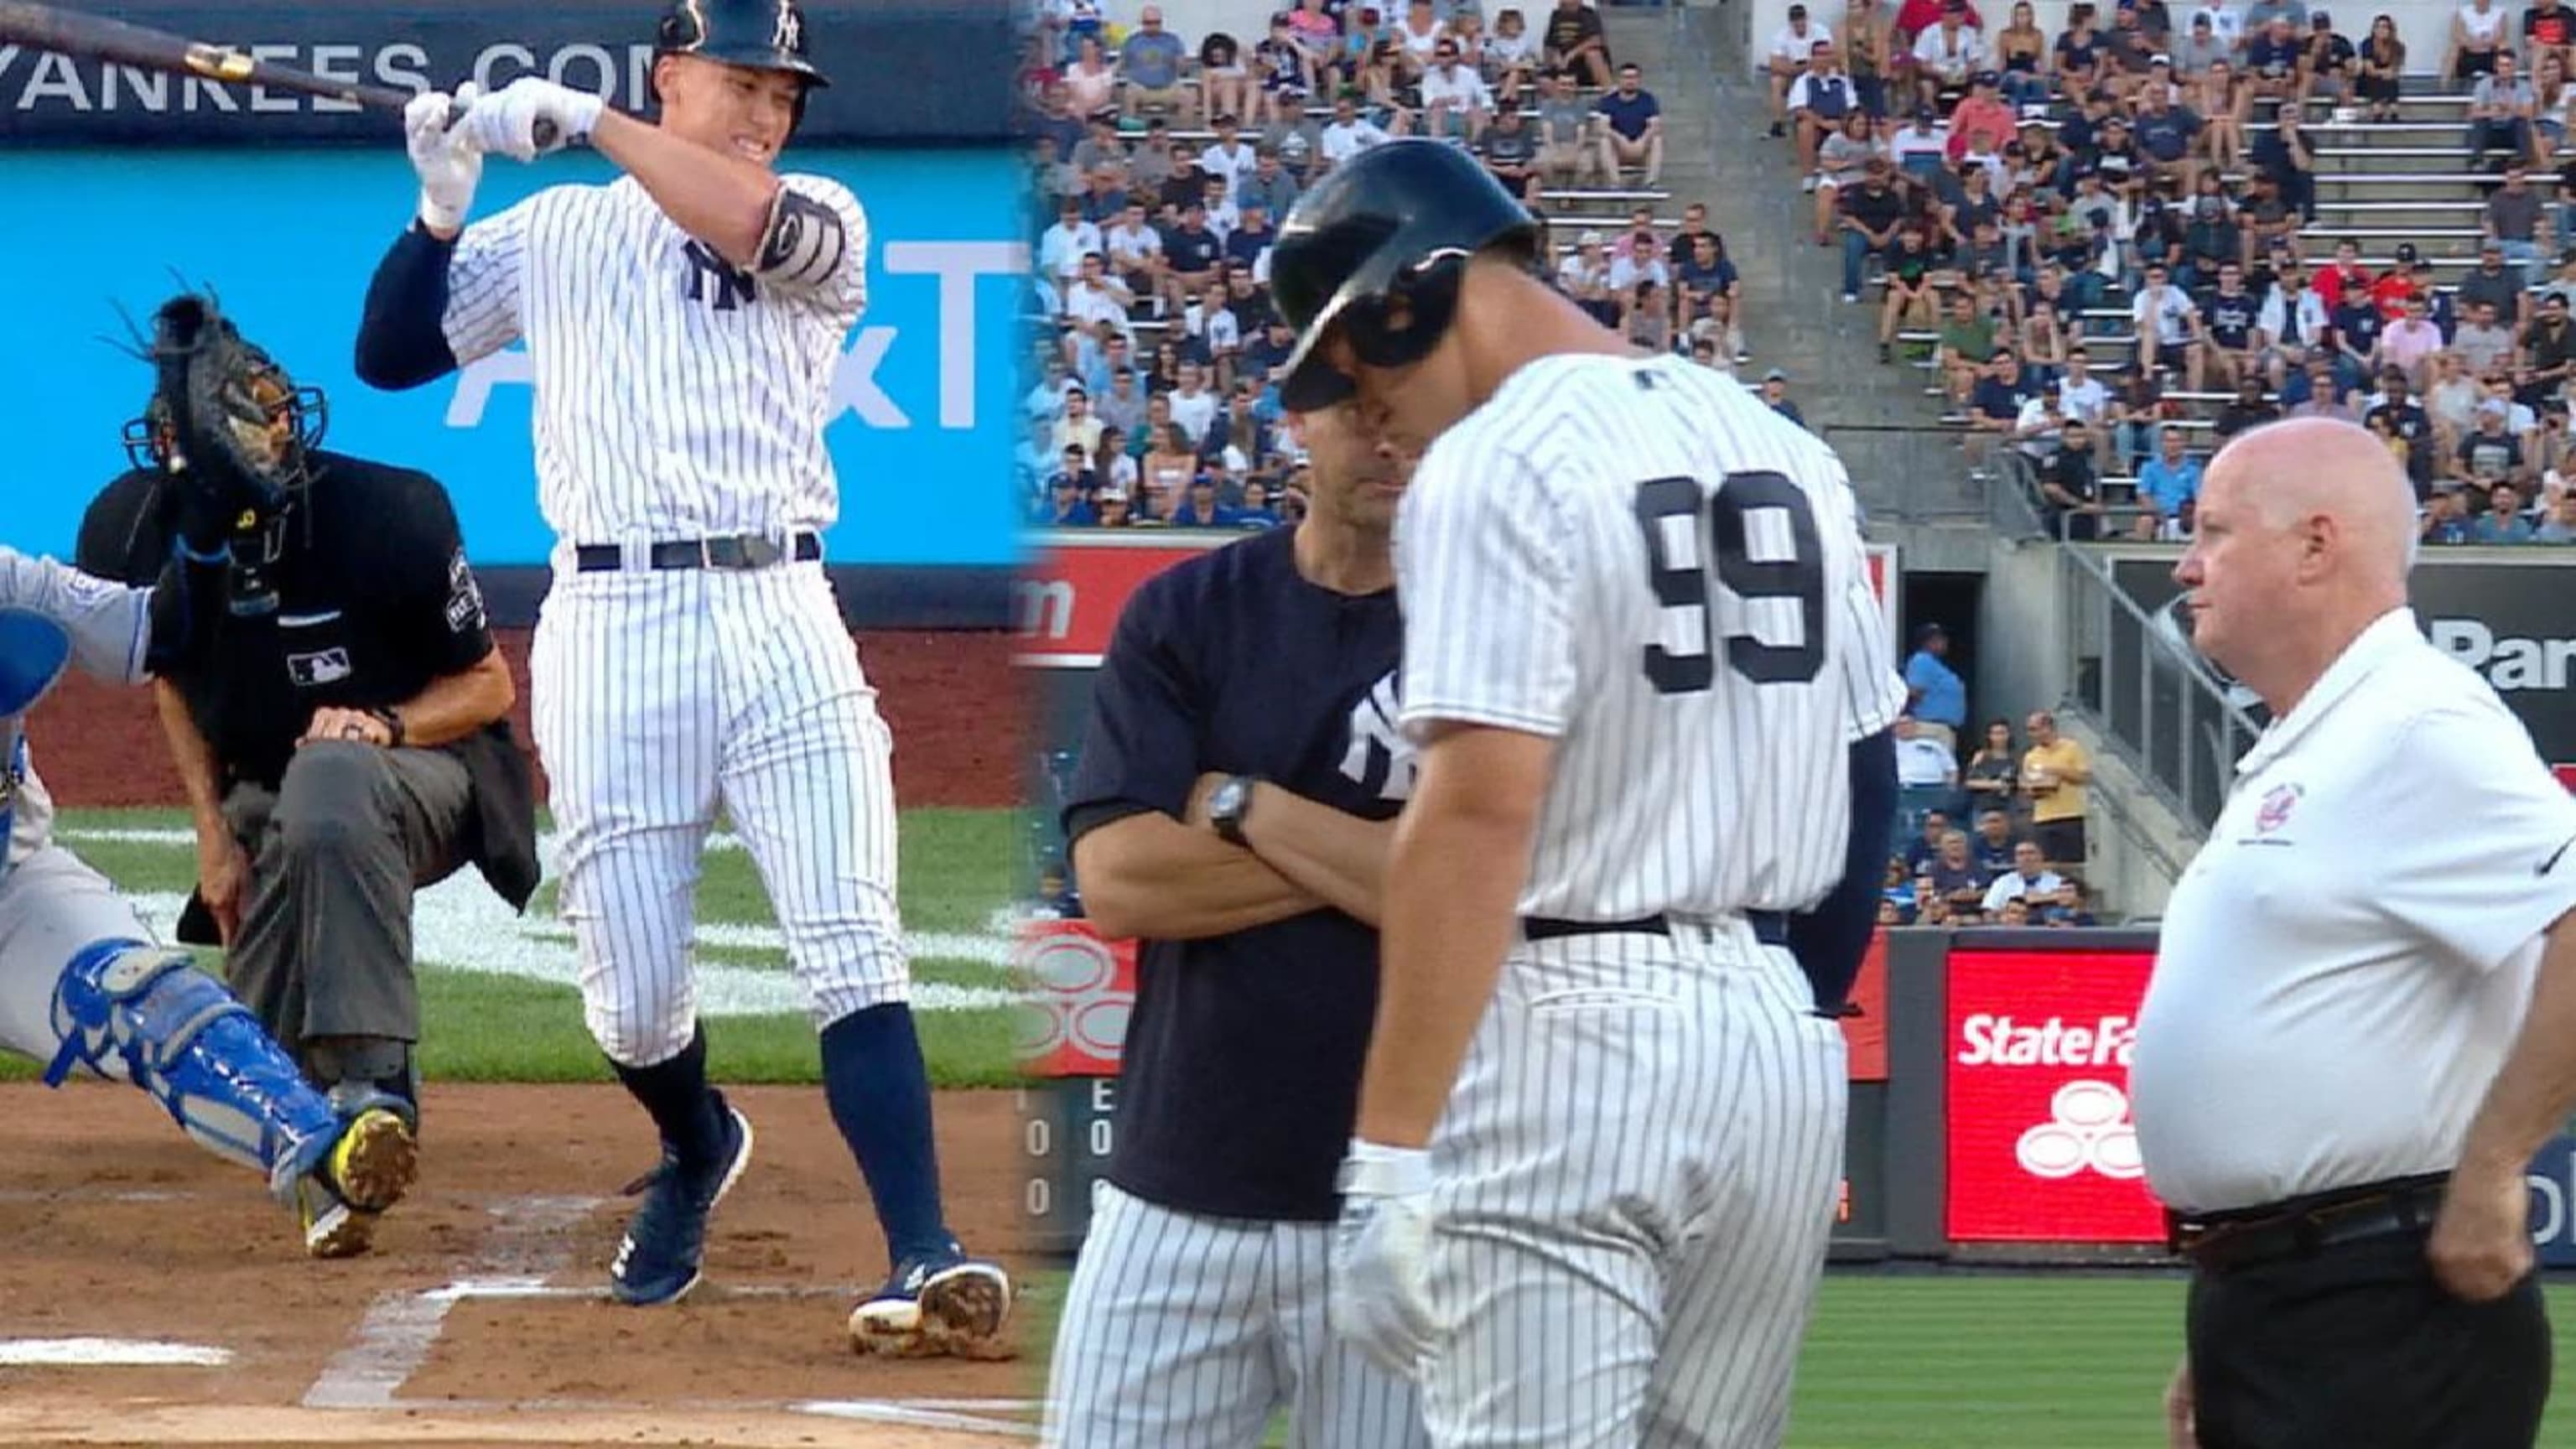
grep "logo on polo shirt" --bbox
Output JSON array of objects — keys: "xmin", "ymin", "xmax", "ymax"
[
  {"xmin": 2015, "ymin": 1079, "xmax": 2143, "ymax": 1182},
  {"xmin": 2254, "ymin": 782, "xmax": 2303, "ymax": 834}
]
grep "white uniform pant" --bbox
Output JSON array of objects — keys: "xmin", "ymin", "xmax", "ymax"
[
  {"xmin": 1418, "ymin": 917, "xmax": 1847, "ymax": 1449},
  {"xmin": 0, "ymin": 844, "xmax": 155, "ymax": 1072},
  {"xmin": 1044, "ymin": 1182, "xmax": 1431, "ymax": 1449},
  {"xmin": 531, "ymin": 560, "xmax": 906, "ymax": 1067}
]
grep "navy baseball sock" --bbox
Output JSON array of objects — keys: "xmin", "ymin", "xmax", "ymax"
[
  {"xmin": 610, "ymin": 1025, "xmax": 728, "ymax": 1170},
  {"xmin": 819, "ymin": 1004, "xmax": 953, "ymax": 1266}
]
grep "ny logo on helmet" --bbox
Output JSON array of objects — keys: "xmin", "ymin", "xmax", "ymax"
[{"xmin": 774, "ymin": 1, "xmax": 802, "ymax": 52}]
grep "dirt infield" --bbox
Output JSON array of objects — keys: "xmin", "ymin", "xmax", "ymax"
[
  {"xmin": 0, "ymin": 1083, "xmax": 1037, "ymax": 1446},
  {"xmin": 26, "ymin": 628, "xmax": 1024, "ymax": 811}
]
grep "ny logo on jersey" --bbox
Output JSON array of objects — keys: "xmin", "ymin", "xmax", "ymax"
[
  {"xmin": 682, "ymin": 240, "xmax": 760, "ymax": 311},
  {"xmin": 1338, "ymin": 671, "xmax": 1416, "ymax": 803}
]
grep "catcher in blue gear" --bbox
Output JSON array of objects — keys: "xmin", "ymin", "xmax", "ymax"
[{"xmin": 0, "ymin": 545, "xmax": 416, "ymax": 1256}]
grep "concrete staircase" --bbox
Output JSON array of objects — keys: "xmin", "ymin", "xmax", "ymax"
[{"xmin": 1618, "ymin": 3, "xmax": 1990, "ymax": 534}]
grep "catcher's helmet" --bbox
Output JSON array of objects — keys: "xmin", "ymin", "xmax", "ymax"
[
  {"xmin": 1270, "ymin": 139, "xmax": 1540, "ymax": 412},
  {"xmin": 656, "ymin": 0, "xmax": 831, "ymax": 88}
]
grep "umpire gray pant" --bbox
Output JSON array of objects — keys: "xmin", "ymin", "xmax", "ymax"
[{"xmin": 220, "ymin": 741, "xmax": 474, "ymax": 1065}]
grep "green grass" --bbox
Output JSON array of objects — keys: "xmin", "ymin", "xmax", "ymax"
[
  {"xmin": 1015, "ymin": 1268, "xmax": 2576, "ymax": 1446},
  {"xmin": 18, "ymin": 807, "xmax": 1025, "ymax": 1088}
]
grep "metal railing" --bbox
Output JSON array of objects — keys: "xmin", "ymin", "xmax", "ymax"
[{"xmin": 2057, "ymin": 544, "xmax": 2267, "ymax": 835}]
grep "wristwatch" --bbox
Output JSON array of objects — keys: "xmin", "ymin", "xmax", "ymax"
[
  {"xmin": 1208, "ymin": 774, "xmax": 1259, "ymax": 847},
  {"xmin": 366, "ymin": 706, "xmax": 408, "ymax": 748}
]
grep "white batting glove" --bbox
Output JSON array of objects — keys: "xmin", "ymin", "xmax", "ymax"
[
  {"xmin": 405, "ymin": 83, "xmax": 484, "ymax": 233},
  {"xmin": 457, "ymin": 75, "xmax": 605, "ymax": 164},
  {"xmin": 1328, "ymin": 1139, "xmax": 1438, "ymax": 1379}
]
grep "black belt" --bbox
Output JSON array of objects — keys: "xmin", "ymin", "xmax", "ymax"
[
  {"xmin": 573, "ymin": 532, "xmax": 821, "ymax": 573},
  {"xmin": 1521, "ymin": 911, "xmax": 1791, "ymax": 948},
  {"xmin": 2167, "ymin": 1172, "xmax": 2451, "ymax": 1275}
]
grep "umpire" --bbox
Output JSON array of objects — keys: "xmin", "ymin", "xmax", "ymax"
[
  {"xmin": 2132, "ymin": 418, "xmax": 2576, "ymax": 1449},
  {"xmin": 77, "ymin": 295, "xmax": 538, "ymax": 1244},
  {"xmin": 1039, "ymin": 402, "xmax": 1428, "ymax": 1447}
]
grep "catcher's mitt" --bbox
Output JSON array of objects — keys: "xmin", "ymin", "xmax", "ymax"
[{"xmin": 120, "ymin": 293, "xmax": 327, "ymax": 547}]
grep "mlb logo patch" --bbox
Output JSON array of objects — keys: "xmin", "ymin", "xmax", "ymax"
[{"xmin": 288, "ymin": 648, "xmax": 352, "ymax": 687}]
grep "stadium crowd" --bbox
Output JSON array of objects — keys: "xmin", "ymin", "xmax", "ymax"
[
  {"xmin": 1018, "ymin": 0, "xmax": 1802, "ymax": 528},
  {"xmin": 1779, "ymin": 0, "xmax": 2576, "ymax": 543}
]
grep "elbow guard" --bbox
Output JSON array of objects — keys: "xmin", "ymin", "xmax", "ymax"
[
  {"xmin": 753, "ymin": 188, "xmax": 851, "ymax": 289},
  {"xmin": 1787, "ymin": 728, "xmax": 1899, "ymax": 1015},
  {"xmin": 356, "ymin": 224, "xmax": 463, "ymax": 391}
]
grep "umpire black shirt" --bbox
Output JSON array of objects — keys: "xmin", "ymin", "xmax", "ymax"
[
  {"xmin": 78, "ymin": 451, "xmax": 539, "ymax": 907},
  {"xmin": 1063, "ymin": 527, "xmax": 1407, "ymax": 1223}
]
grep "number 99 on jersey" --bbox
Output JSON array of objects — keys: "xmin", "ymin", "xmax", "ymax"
[{"xmin": 1021, "ymin": 1077, "xmax": 1118, "ymax": 1255}]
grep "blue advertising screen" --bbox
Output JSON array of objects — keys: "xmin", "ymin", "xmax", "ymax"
[{"xmin": 0, "ymin": 146, "xmax": 1030, "ymax": 567}]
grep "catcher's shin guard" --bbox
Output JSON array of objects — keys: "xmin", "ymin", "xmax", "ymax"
[{"xmin": 44, "ymin": 940, "xmax": 343, "ymax": 1199}]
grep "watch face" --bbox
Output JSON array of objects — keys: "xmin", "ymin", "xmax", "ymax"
[{"xmin": 1214, "ymin": 777, "xmax": 1249, "ymax": 818}]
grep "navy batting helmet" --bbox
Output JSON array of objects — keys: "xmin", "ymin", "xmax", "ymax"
[
  {"xmin": 656, "ymin": 0, "xmax": 831, "ymax": 88},
  {"xmin": 1270, "ymin": 139, "xmax": 1540, "ymax": 411}
]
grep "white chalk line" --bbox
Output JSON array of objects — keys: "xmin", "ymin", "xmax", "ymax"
[
  {"xmin": 65, "ymin": 826, "xmax": 1028, "ymax": 1019},
  {"xmin": 0, "ymin": 1337, "xmax": 231, "ymax": 1367},
  {"xmin": 302, "ymin": 1195, "xmax": 597, "ymax": 1410}
]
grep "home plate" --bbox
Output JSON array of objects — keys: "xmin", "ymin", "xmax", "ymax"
[{"xmin": 0, "ymin": 1337, "xmax": 232, "ymax": 1367}]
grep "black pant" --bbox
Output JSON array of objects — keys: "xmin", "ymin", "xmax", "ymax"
[
  {"xmin": 2034, "ymin": 816, "xmax": 2086, "ymax": 872},
  {"xmin": 2189, "ymin": 1228, "xmax": 2551, "ymax": 1448},
  {"xmin": 221, "ymin": 742, "xmax": 475, "ymax": 1068}
]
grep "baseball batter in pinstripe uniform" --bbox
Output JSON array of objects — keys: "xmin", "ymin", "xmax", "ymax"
[
  {"xmin": 1269, "ymin": 141, "xmax": 1904, "ymax": 1448},
  {"xmin": 350, "ymin": 0, "xmax": 1009, "ymax": 1351},
  {"xmin": 1041, "ymin": 402, "xmax": 1428, "ymax": 1449}
]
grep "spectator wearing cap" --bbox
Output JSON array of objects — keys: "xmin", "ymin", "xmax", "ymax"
[
  {"xmin": 1835, "ymin": 154, "xmax": 1904, "ymax": 293},
  {"xmin": 1903, "ymin": 625, "xmax": 1968, "ymax": 752},
  {"xmin": 2300, "ymin": 10, "xmax": 2355, "ymax": 106},
  {"xmin": 1542, "ymin": 0, "xmax": 1615, "ymax": 87},
  {"xmin": 1787, "ymin": 39, "xmax": 1859, "ymax": 179},
  {"xmin": 1118, "ymin": 6, "xmax": 1192, "ymax": 121},
  {"xmin": 1556, "ymin": 229, "xmax": 1617, "ymax": 325},
  {"xmin": 1769, "ymin": 3, "xmax": 1829, "ymax": 138},
  {"xmin": 2033, "ymin": 408, "xmax": 2109, "ymax": 534},
  {"xmin": 1040, "ymin": 451, "xmax": 1101, "ymax": 527},
  {"xmin": 1760, "ymin": 368, "xmax": 1810, "ymax": 428},
  {"xmin": 1912, "ymin": 0, "xmax": 1987, "ymax": 106},
  {"xmin": 1251, "ymin": 13, "xmax": 1311, "ymax": 127},
  {"xmin": 2468, "ymin": 49, "xmax": 2537, "ymax": 165},
  {"xmin": 1317, "ymin": 91, "xmax": 1396, "ymax": 167},
  {"xmin": 2171, "ymin": 8, "xmax": 2226, "ymax": 75},
  {"xmin": 1945, "ymin": 70, "xmax": 2018, "ymax": 163},
  {"xmin": 1592, "ymin": 62, "xmax": 1665, "ymax": 183},
  {"xmin": 1889, "ymin": 103, "xmax": 1950, "ymax": 181},
  {"xmin": 2456, "ymin": 395, "xmax": 2532, "ymax": 486}
]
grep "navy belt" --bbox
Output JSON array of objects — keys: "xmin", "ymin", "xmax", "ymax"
[
  {"xmin": 574, "ymin": 532, "xmax": 821, "ymax": 573},
  {"xmin": 1521, "ymin": 911, "xmax": 1790, "ymax": 947}
]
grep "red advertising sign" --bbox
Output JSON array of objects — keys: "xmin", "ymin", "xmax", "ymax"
[
  {"xmin": 1015, "ymin": 533, "xmax": 1230, "ymax": 668},
  {"xmin": 1015, "ymin": 920, "xmax": 1137, "ymax": 1077},
  {"xmin": 2556, "ymin": 764, "xmax": 2576, "ymax": 791},
  {"xmin": 1945, "ymin": 946, "xmax": 2166, "ymax": 1243},
  {"xmin": 1843, "ymin": 930, "xmax": 1889, "ymax": 1083},
  {"xmin": 1019, "ymin": 531, "xmax": 1901, "ymax": 671}
]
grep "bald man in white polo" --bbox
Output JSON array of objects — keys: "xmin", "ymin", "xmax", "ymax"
[{"xmin": 2132, "ymin": 417, "xmax": 2576, "ymax": 1449}]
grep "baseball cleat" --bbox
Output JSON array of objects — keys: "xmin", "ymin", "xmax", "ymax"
[
  {"xmin": 847, "ymin": 1246, "xmax": 1015, "ymax": 1359},
  {"xmin": 291, "ymin": 1106, "xmax": 418, "ymax": 1259},
  {"xmin": 608, "ymin": 1095, "xmax": 754, "ymax": 1307}
]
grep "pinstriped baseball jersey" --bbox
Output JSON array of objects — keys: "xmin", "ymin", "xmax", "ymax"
[
  {"xmin": 441, "ymin": 174, "xmax": 869, "ymax": 544},
  {"xmin": 1393, "ymin": 354, "xmax": 1904, "ymax": 920}
]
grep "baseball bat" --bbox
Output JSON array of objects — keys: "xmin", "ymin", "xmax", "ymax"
[{"xmin": 0, "ymin": 1, "xmax": 557, "ymax": 144}]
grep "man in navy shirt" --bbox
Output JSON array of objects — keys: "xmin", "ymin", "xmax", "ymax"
[
  {"xmin": 1041, "ymin": 403, "xmax": 1430, "ymax": 1447},
  {"xmin": 1592, "ymin": 62, "xmax": 1665, "ymax": 185}
]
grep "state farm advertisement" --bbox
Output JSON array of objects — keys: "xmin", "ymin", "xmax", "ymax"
[
  {"xmin": 1946, "ymin": 946, "xmax": 2166, "ymax": 1244},
  {"xmin": 1015, "ymin": 920, "xmax": 1137, "ymax": 1077}
]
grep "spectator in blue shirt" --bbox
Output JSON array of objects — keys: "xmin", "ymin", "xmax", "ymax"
[
  {"xmin": 2132, "ymin": 428, "xmax": 2203, "ymax": 539},
  {"xmin": 1592, "ymin": 63, "xmax": 1666, "ymax": 184},
  {"xmin": 1903, "ymin": 622, "xmax": 1968, "ymax": 751},
  {"xmin": 1760, "ymin": 368, "xmax": 1809, "ymax": 429},
  {"xmin": 1119, "ymin": 6, "xmax": 1193, "ymax": 120}
]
